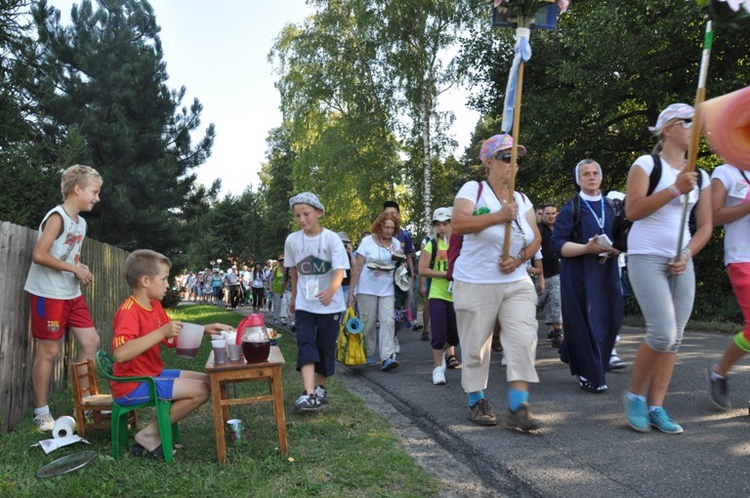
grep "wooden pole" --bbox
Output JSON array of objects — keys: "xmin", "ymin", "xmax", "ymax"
[
  {"xmin": 676, "ymin": 20, "xmax": 713, "ymax": 258},
  {"xmin": 502, "ymin": 58, "xmax": 525, "ymax": 260}
]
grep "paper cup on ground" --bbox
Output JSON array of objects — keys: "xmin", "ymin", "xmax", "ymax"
[
  {"xmin": 212, "ymin": 339, "xmax": 227, "ymax": 364},
  {"xmin": 176, "ymin": 322, "xmax": 205, "ymax": 359},
  {"xmin": 226, "ymin": 419, "xmax": 242, "ymax": 445}
]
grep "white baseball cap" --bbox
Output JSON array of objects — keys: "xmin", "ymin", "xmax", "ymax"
[{"xmin": 432, "ymin": 207, "xmax": 452, "ymax": 223}]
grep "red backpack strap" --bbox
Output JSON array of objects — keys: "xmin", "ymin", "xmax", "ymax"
[{"xmin": 447, "ymin": 181, "xmax": 484, "ymax": 281}]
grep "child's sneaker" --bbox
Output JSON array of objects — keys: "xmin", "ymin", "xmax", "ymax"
[
  {"xmin": 706, "ymin": 366, "xmax": 731, "ymax": 410},
  {"xmin": 381, "ymin": 356, "xmax": 399, "ymax": 372},
  {"xmin": 34, "ymin": 412, "xmax": 55, "ymax": 432},
  {"xmin": 432, "ymin": 366, "xmax": 446, "ymax": 385},
  {"xmin": 294, "ymin": 392, "xmax": 323, "ymax": 412},
  {"xmin": 315, "ymin": 385, "xmax": 328, "ymax": 405},
  {"xmin": 649, "ymin": 407, "xmax": 683, "ymax": 434}
]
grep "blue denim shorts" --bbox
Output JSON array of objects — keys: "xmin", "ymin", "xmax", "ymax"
[{"xmin": 115, "ymin": 369, "xmax": 180, "ymax": 406}]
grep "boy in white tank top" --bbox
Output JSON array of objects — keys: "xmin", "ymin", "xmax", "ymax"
[{"xmin": 23, "ymin": 165, "xmax": 103, "ymax": 431}]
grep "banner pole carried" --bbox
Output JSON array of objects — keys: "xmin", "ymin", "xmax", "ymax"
[{"xmin": 675, "ymin": 20, "xmax": 713, "ymax": 259}]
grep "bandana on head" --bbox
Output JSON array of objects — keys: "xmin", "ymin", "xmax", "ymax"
[
  {"xmin": 479, "ymin": 133, "xmax": 527, "ymax": 163},
  {"xmin": 649, "ymin": 103, "xmax": 694, "ymax": 134},
  {"xmin": 289, "ymin": 192, "xmax": 325, "ymax": 214}
]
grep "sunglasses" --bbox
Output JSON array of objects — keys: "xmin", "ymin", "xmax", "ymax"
[
  {"xmin": 671, "ymin": 119, "xmax": 693, "ymax": 130},
  {"xmin": 493, "ymin": 152, "xmax": 523, "ymax": 165}
]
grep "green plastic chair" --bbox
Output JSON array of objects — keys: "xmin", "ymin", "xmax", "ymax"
[{"xmin": 95, "ymin": 349, "xmax": 179, "ymax": 462}]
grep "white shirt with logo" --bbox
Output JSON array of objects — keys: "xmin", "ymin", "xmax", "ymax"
[
  {"xmin": 24, "ymin": 205, "xmax": 86, "ymax": 299},
  {"xmin": 284, "ymin": 228, "xmax": 349, "ymax": 314},
  {"xmin": 352, "ymin": 234, "xmax": 401, "ymax": 297}
]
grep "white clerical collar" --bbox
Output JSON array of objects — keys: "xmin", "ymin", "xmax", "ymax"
[{"xmin": 579, "ymin": 191, "xmax": 602, "ymax": 201}]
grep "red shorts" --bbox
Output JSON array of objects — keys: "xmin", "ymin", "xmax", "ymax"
[
  {"xmin": 728, "ymin": 262, "xmax": 750, "ymax": 340},
  {"xmin": 30, "ymin": 294, "xmax": 95, "ymax": 341}
]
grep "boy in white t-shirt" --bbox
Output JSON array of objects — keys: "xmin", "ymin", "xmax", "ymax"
[{"xmin": 284, "ymin": 192, "xmax": 349, "ymax": 412}]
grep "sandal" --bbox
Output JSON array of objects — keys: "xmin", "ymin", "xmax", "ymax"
[{"xmin": 445, "ymin": 355, "xmax": 461, "ymax": 369}]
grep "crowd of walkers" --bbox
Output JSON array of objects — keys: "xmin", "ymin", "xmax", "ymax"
[
  {"xmin": 279, "ymin": 101, "xmax": 750, "ymax": 437},
  {"xmin": 26, "ymin": 102, "xmax": 748, "ymax": 440}
]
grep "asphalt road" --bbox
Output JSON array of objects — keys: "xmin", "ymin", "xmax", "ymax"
[{"xmin": 247, "ymin": 304, "xmax": 750, "ymax": 497}]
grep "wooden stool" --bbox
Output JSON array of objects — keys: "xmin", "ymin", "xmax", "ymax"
[{"xmin": 71, "ymin": 359, "xmax": 136, "ymax": 437}]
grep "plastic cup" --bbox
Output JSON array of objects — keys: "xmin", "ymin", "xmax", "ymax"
[
  {"xmin": 212, "ymin": 339, "xmax": 227, "ymax": 364},
  {"xmin": 227, "ymin": 343, "xmax": 243, "ymax": 361},
  {"xmin": 226, "ymin": 418, "xmax": 242, "ymax": 445}
]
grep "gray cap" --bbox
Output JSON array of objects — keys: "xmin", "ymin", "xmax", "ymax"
[{"xmin": 289, "ymin": 192, "xmax": 325, "ymax": 214}]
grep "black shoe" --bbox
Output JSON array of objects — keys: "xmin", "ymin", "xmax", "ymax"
[
  {"xmin": 492, "ymin": 337, "xmax": 503, "ymax": 353},
  {"xmin": 412, "ymin": 322, "xmax": 423, "ymax": 331},
  {"xmin": 420, "ymin": 331, "xmax": 429, "ymax": 341},
  {"xmin": 579, "ymin": 378, "xmax": 607, "ymax": 394},
  {"xmin": 551, "ymin": 332, "xmax": 563, "ymax": 348}
]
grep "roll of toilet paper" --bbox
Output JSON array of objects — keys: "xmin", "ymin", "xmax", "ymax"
[{"xmin": 52, "ymin": 415, "xmax": 76, "ymax": 439}]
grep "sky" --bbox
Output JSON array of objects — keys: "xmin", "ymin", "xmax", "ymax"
[{"xmin": 48, "ymin": 0, "xmax": 481, "ymax": 197}]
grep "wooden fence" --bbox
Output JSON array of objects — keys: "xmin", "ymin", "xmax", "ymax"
[{"xmin": 0, "ymin": 221, "xmax": 130, "ymax": 433}]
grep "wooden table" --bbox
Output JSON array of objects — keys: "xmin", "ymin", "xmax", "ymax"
[{"xmin": 205, "ymin": 345, "xmax": 288, "ymax": 464}]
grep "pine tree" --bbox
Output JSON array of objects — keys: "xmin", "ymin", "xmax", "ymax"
[{"xmin": 28, "ymin": 0, "xmax": 216, "ymax": 254}]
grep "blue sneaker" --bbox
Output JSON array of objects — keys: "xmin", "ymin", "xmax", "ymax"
[
  {"xmin": 381, "ymin": 356, "xmax": 399, "ymax": 372},
  {"xmin": 649, "ymin": 407, "xmax": 683, "ymax": 434},
  {"xmin": 623, "ymin": 392, "xmax": 650, "ymax": 432}
]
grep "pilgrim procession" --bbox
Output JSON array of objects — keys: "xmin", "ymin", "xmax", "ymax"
[{"xmin": 1, "ymin": 0, "xmax": 750, "ymax": 495}]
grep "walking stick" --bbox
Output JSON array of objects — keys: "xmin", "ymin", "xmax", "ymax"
[
  {"xmin": 502, "ymin": 56, "xmax": 526, "ymax": 260},
  {"xmin": 675, "ymin": 20, "xmax": 713, "ymax": 259}
]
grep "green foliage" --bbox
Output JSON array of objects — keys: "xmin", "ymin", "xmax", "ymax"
[
  {"xmin": 19, "ymin": 0, "xmax": 216, "ymax": 257},
  {"xmin": 453, "ymin": 0, "xmax": 750, "ymax": 323}
]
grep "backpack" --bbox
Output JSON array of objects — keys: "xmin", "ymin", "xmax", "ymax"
[
  {"xmin": 572, "ymin": 154, "xmax": 703, "ymax": 252},
  {"xmin": 446, "ymin": 181, "xmax": 484, "ymax": 281},
  {"xmin": 428, "ymin": 238, "xmax": 438, "ymax": 270}
]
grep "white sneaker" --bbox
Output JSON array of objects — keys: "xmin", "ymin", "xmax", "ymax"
[
  {"xmin": 34, "ymin": 412, "xmax": 55, "ymax": 431},
  {"xmin": 394, "ymin": 336, "xmax": 401, "ymax": 354},
  {"xmin": 501, "ymin": 354, "xmax": 507, "ymax": 367},
  {"xmin": 432, "ymin": 366, "xmax": 446, "ymax": 385}
]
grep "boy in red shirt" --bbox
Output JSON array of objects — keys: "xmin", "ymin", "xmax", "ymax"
[{"xmin": 111, "ymin": 249, "xmax": 230, "ymax": 459}]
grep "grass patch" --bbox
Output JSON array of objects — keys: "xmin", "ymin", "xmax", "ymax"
[{"xmin": 0, "ymin": 304, "xmax": 439, "ymax": 497}]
